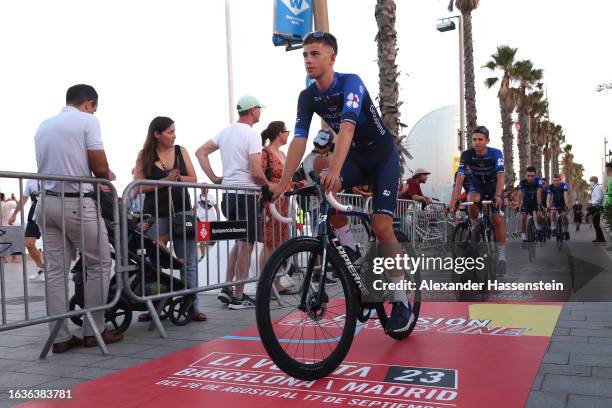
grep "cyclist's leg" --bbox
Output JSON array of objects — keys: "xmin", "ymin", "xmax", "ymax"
[
  {"xmin": 482, "ymin": 185, "xmax": 506, "ymax": 270},
  {"xmin": 369, "ymin": 146, "xmax": 412, "ymax": 331},
  {"xmin": 550, "ymin": 208, "xmax": 558, "ymax": 234},
  {"xmin": 467, "ymin": 189, "xmax": 481, "ymax": 227},
  {"xmin": 520, "ymin": 206, "xmax": 529, "ymax": 240},
  {"xmin": 335, "ymin": 151, "xmax": 366, "ymax": 252}
]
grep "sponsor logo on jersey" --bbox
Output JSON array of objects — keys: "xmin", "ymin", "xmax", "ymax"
[
  {"xmin": 369, "ymin": 105, "xmax": 386, "ymax": 135},
  {"xmin": 346, "ymin": 93, "xmax": 360, "ymax": 109}
]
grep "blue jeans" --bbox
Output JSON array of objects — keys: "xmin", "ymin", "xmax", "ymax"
[{"xmin": 146, "ymin": 211, "xmax": 199, "ymax": 307}]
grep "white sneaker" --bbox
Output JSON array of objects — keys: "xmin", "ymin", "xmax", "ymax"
[
  {"xmin": 28, "ymin": 270, "xmax": 43, "ymax": 281},
  {"xmin": 37, "ymin": 273, "xmax": 45, "ymax": 282}
]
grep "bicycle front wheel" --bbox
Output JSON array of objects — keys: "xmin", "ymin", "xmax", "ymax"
[{"xmin": 256, "ymin": 236, "xmax": 358, "ymax": 381}]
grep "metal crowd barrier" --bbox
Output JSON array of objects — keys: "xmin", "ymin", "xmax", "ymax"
[
  {"xmin": 0, "ymin": 171, "xmax": 122, "ymax": 357},
  {"xmin": 120, "ymin": 180, "xmax": 286, "ymax": 338},
  {"xmin": 504, "ymin": 208, "xmax": 521, "ymax": 240}
]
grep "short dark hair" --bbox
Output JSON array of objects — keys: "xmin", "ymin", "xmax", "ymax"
[
  {"xmin": 472, "ymin": 125, "xmax": 490, "ymax": 138},
  {"xmin": 303, "ymin": 31, "xmax": 338, "ymax": 55},
  {"xmin": 526, "ymin": 166, "xmax": 536, "ymax": 173},
  {"xmin": 552, "ymin": 174, "xmax": 561, "ymax": 179},
  {"xmin": 606, "ymin": 162, "xmax": 612, "ymax": 169},
  {"xmin": 66, "ymin": 84, "xmax": 98, "ymax": 106},
  {"xmin": 0, "ymin": 193, "xmax": 4, "ymax": 201}
]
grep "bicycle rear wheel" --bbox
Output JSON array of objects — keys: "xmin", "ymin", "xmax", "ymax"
[
  {"xmin": 556, "ymin": 217, "xmax": 564, "ymax": 250},
  {"xmin": 375, "ymin": 230, "xmax": 421, "ymax": 340},
  {"xmin": 527, "ymin": 217, "xmax": 536, "ymax": 262},
  {"xmin": 256, "ymin": 236, "xmax": 358, "ymax": 381}
]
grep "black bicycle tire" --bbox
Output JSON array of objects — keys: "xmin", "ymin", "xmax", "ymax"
[
  {"xmin": 255, "ymin": 236, "xmax": 357, "ymax": 381},
  {"xmin": 527, "ymin": 217, "xmax": 536, "ymax": 262},
  {"xmin": 376, "ymin": 230, "xmax": 422, "ymax": 340},
  {"xmin": 450, "ymin": 223, "xmax": 472, "ymax": 300}
]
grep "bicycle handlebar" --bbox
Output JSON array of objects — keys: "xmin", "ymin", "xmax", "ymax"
[
  {"xmin": 325, "ymin": 191, "xmax": 353, "ymax": 212},
  {"xmin": 268, "ymin": 197, "xmax": 293, "ymax": 224},
  {"xmin": 459, "ymin": 200, "xmax": 493, "ymax": 206}
]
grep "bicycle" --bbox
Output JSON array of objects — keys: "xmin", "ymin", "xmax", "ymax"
[
  {"xmin": 450, "ymin": 200, "xmax": 498, "ymax": 297},
  {"xmin": 525, "ymin": 210, "xmax": 538, "ymax": 262},
  {"xmin": 256, "ymin": 178, "xmax": 421, "ymax": 381},
  {"xmin": 552, "ymin": 208, "xmax": 569, "ymax": 250}
]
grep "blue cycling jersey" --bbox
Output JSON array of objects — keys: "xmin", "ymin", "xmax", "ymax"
[
  {"xmin": 548, "ymin": 182, "xmax": 568, "ymax": 205},
  {"xmin": 295, "ymin": 72, "xmax": 391, "ymax": 144},
  {"xmin": 457, "ymin": 147, "xmax": 505, "ymax": 185},
  {"xmin": 518, "ymin": 177, "xmax": 544, "ymax": 203}
]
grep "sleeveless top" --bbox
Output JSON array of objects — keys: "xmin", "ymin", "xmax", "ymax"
[{"xmin": 143, "ymin": 145, "xmax": 192, "ymax": 217}]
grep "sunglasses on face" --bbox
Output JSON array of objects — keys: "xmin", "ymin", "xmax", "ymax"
[
  {"xmin": 472, "ymin": 126, "xmax": 489, "ymax": 137},
  {"xmin": 304, "ymin": 31, "xmax": 338, "ymax": 54}
]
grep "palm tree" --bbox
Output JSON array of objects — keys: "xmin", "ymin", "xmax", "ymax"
[
  {"xmin": 550, "ymin": 124, "xmax": 564, "ymax": 177},
  {"xmin": 375, "ymin": 0, "xmax": 411, "ymax": 166},
  {"xmin": 541, "ymin": 120, "xmax": 555, "ymax": 181},
  {"xmin": 561, "ymin": 144, "xmax": 574, "ymax": 198},
  {"xmin": 527, "ymin": 93, "xmax": 548, "ymax": 175},
  {"xmin": 484, "ymin": 45, "xmax": 518, "ymax": 192},
  {"xmin": 449, "ymin": 0, "xmax": 480, "ymax": 147},
  {"xmin": 514, "ymin": 60, "xmax": 543, "ymax": 178}
]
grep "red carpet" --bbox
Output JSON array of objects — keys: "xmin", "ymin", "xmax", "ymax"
[{"xmin": 20, "ymin": 302, "xmax": 561, "ymax": 408}]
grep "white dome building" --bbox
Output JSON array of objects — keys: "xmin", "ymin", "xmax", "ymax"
[{"xmin": 402, "ymin": 105, "xmax": 460, "ymax": 204}]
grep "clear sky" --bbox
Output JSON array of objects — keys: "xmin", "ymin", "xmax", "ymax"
[{"xmin": 0, "ymin": 0, "xmax": 610, "ymax": 196}]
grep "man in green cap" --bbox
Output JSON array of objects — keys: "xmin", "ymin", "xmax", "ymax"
[{"xmin": 196, "ymin": 95, "xmax": 269, "ymax": 310}]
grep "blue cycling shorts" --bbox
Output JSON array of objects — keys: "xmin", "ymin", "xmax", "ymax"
[
  {"xmin": 339, "ymin": 138, "xmax": 400, "ymax": 218},
  {"xmin": 468, "ymin": 182, "xmax": 504, "ymax": 214}
]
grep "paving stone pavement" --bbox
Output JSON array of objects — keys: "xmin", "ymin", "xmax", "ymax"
[{"xmin": 0, "ymin": 225, "xmax": 611, "ymax": 407}]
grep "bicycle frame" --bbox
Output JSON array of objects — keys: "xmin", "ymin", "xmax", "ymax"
[{"xmin": 290, "ymin": 185, "xmax": 375, "ymax": 312}]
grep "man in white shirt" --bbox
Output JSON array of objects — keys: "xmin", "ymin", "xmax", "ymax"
[
  {"xmin": 588, "ymin": 176, "xmax": 606, "ymax": 243},
  {"xmin": 196, "ymin": 95, "xmax": 268, "ymax": 310},
  {"xmin": 34, "ymin": 84, "xmax": 122, "ymax": 353},
  {"xmin": 9, "ymin": 180, "xmax": 45, "ymax": 280}
]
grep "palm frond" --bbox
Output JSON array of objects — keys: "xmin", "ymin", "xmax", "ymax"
[{"xmin": 485, "ymin": 77, "xmax": 498, "ymax": 88}]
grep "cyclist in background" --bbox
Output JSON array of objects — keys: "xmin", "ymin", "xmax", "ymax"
[
  {"xmin": 449, "ymin": 126, "xmax": 507, "ymax": 276},
  {"xmin": 547, "ymin": 174, "xmax": 570, "ymax": 240},
  {"xmin": 515, "ymin": 166, "xmax": 545, "ymax": 242}
]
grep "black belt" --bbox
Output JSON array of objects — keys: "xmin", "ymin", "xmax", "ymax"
[{"xmin": 44, "ymin": 190, "xmax": 95, "ymax": 198}]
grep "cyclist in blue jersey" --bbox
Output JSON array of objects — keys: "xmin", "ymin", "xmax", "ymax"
[
  {"xmin": 515, "ymin": 166, "xmax": 545, "ymax": 242},
  {"xmin": 547, "ymin": 174, "xmax": 570, "ymax": 240},
  {"xmin": 269, "ymin": 31, "xmax": 412, "ymax": 332},
  {"xmin": 449, "ymin": 126, "xmax": 507, "ymax": 276}
]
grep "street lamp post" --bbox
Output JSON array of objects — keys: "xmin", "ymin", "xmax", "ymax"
[
  {"xmin": 225, "ymin": 0, "xmax": 235, "ymax": 124},
  {"xmin": 437, "ymin": 15, "xmax": 465, "ymax": 151}
]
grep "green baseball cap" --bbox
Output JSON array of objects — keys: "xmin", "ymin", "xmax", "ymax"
[{"xmin": 236, "ymin": 95, "xmax": 265, "ymax": 112}]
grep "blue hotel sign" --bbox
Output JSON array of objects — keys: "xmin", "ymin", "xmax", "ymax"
[{"xmin": 273, "ymin": 0, "xmax": 313, "ymax": 46}]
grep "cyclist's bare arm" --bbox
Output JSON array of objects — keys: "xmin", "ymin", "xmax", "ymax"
[
  {"xmin": 450, "ymin": 173, "xmax": 465, "ymax": 210},
  {"xmin": 516, "ymin": 191, "xmax": 524, "ymax": 208},
  {"xmin": 547, "ymin": 193, "xmax": 552, "ymax": 209},
  {"xmin": 495, "ymin": 172, "xmax": 505, "ymax": 207},
  {"xmin": 537, "ymin": 187, "xmax": 542, "ymax": 207}
]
